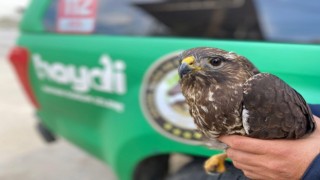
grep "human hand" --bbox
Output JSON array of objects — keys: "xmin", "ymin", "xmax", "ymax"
[{"xmin": 219, "ymin": 116, "xmax": 320, "ymax": 180}]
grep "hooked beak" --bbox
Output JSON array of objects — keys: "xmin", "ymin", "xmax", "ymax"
[{"xmin": 178, "ymin": 56, "xmax": 200, "ymax": 78}]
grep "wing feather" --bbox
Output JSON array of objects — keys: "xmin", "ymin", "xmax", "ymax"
[{"xmin": 242, "ymin": 73, "xmax": 315, "ymax": 139}]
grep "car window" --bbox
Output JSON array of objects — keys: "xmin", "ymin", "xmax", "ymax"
[
  {"xmin": 255, "ymin": 0, "xmax": 320, "ymax": 43},
  {"xmin": 43, "ymin": 0, "xmax": 320, "ymax": 44},
  {"xmin": 43, "ymin": 0, "xmax": 170, "ymax": 35},
  {"xmin": 43, "ymin": 0, "xmax": 262, "ymax": 40}
]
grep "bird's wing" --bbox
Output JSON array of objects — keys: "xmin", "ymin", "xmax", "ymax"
[{"xmin": 242, "ymin": 73, "xmax": 315, "ymax": 139}]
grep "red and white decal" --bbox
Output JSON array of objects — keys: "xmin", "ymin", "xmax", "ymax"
[{"xmin": 57, "ymin": 0, "xmax": 98, "ymax": 33}]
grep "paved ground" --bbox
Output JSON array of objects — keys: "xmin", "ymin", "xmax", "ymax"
[{"xmin": 0, "ymin": 29, "xmax": 117, "ymax": 180}]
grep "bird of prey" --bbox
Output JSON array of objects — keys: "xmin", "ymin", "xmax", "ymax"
[{"xmin": 178, "ymin": 47, "xmax": 315, "ymax": 174}]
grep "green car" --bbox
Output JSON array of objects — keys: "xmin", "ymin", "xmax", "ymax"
[{"xmin": 9, "ymin": 0, "xmax": 320, "ymax": 179}]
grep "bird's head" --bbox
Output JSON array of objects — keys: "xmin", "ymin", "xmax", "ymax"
[{"xmin": 178, "ymin": 47, "xmax": 258, "ymax": 85}]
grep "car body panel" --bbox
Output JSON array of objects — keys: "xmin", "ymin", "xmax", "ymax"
[{"xmin": 15, "ymin": 0, "xmax": 320, "ymax": 179}]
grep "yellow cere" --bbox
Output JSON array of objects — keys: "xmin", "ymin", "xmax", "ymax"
[
  {"xmin": 182, "ymin": 56, "xmax": 201, "ymax": 70},
  {"xmin": 182, "ymin": 56, "xmax": 195, "ymax": 65}
]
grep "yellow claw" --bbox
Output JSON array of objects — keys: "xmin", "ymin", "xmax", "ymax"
[{"xmin": 204, "ymin": 153, "xmax": 227, "ymax": 174}]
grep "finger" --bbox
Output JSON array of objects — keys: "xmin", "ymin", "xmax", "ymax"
[
  {"xmin": 232, "ymin": 161, "xmax": 271, "ymax": 180},
  {"xmin": 232, "ymin": 160, "xmax": 256, "ymax": 171},
  {"xmin": 226, "ymin": 148, "xmax": 262, "ymax": 167},
  {"xmin": 242, "ymin": 170, "xmax": 267, "ymax": 180},
  {"xmin": 313, "ymin": 115, "xmax": 320, "ymax": 126},
  {"xmin": 220, "ymin": 135, "xmax": 269, "ymax": 154}
]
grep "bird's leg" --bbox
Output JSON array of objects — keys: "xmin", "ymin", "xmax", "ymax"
[{"xmin": 204, "ymin": 152, "xmax": 227, "ymax": 174}]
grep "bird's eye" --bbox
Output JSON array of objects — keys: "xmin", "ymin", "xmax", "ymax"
[{"xmin": 209, "ymin": 56, "xmax": 223, "ymax": 66}]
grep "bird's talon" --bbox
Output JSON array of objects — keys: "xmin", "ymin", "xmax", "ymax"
[{"xmin": 204, "ymin": 153, "xmax": 227, "ymax": 174}]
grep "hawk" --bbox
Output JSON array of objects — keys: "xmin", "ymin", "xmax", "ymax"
[{"xmin": 178, "ymin": 47, "xmax": 315, "ymax": 173}]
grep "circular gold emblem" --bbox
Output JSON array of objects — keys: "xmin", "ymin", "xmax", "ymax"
[{"xmin": 141, "ymin": 52, "xmax": 204, "ymax": 144}]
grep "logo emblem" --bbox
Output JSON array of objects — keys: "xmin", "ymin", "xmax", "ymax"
[{"xmin": 141, "ymin": 52, "xmax": 204, "ymax": 144}]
